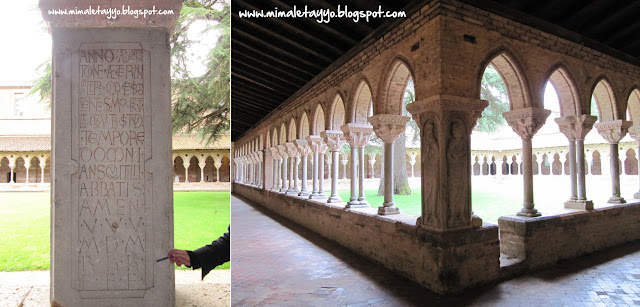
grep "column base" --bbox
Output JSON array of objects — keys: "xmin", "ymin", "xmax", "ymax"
[
  {"xmin": 279, "ymin": 187, "xmax": 288, "ymax": 193},
  {"xmin": 346, "ymin": 200, "xmax": 368, "ymax": 208},
  {"xmin": 607, "ymin": 196, "xmax": 626, "ymax": 204},
  {"xmin": 327, "ymin": 195, "xmax": 343, "ymax": 203},
  {"xmin": 471, "ymin": 215, "xmax": 483, "ymax": 227},
  {"xmin": 378, "ymin": 206, "xmax": 400, "ymax": 215},
  {"xmin": 635, "ymin": 192, "xmax": 640, "ymax": 199},
  {"xmin": 516, "ymin": 207, "xmax": 541, "ymax": 217},
  {"xmin": 298, "ymin": 190, "xmax": 310, "ymax": 197},
  {"xmin": 285, "ymin": 189, "xmax": 299, "ymax": 195},
  {"xmin": 564, "ymin": 200, "xmax": 594, "ymax": 210},
  {"xmin": 309, "ymin": 193, "xmax": 326, "ymax": 199}
]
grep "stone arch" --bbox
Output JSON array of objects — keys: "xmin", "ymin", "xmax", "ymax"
[
  {"xmin": 174, "ymin": 156, "xmax": 186, "ymax": 182},
  {"xmin": 311, "ymin": 103, "xmax": 326, "ymax": 135},
  {"xmin": 327, "ymin": 93, "xmax": 346, "ymax": 130},
  {"xmin": 546, "ymin": 65, "xmax": 580, "ymax": 116},
  {"xmin": 591, "ymin": 150, "xmax": 602, "ymax": 175},
  {"xmin": 14, "ymin": 157, "xmax": 26, "ymax": 183},
  {"xmin": 0, "ymin": 157, "xmax": 10, "ymax": 183},
  {"xmin": 279, "ymin": 122, "xmax": 287, "ymax": 145},
  {"xmin": 377, "ymin": 58, "xmax": 414, "ymax": 115},
  {"xmin": 188, "ymin": 156, "xmax": 201, "ymax": 182},
  {"xmin": 203, "ymin": 156, "xmax": 216, "ymax": 182},
  {"xmin": 288, "ymin": 118, "xmax": 297, "ymax": 142},
  {"xmin": 266, "ymin": 130, "xmax": 272, "ymax": 148},
  {"xmin": 299, "ymin": 110, "xmax": 310, "ymax": 139},
  {"xmin": 271, "ymin": 127, "xmax": 278, "ymax": 147},
  {"xmin": 479, "ymin": 49, "xmax": 531, "ymax": 110},
  {"xmin": 552, "ymin": 153, "xmax": 562, "ymax": 175},
  {"xmin": 220, "ymin": 155, "xmax": 231, "ymax": 182},
  {"xmin": 28, "ymin": 156, "xmax": 41, "ymax": 183},
  {"xmin": 591, "ymin": 77, "xmax": 618, "ymax": 121},
  {"xmin": 627, "ymin": 88, "xmax": 640, "ymax": 121},
  {"xmin": 351, "ymin": 78, "xmax": 374, "ymax": 124}
]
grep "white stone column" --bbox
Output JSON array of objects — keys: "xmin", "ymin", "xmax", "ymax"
[
  {"xmin": 285, "ymin": 142, "xmax": 300, "ymax": 194},
  {"xmin": 367, "ymin": 154, "xmax": 376, "ymax": 178},
  {"xmin": 322, "ymin": 130, "xmax": 346, "ymax": 203},
  {"xmin": 183, "ymin": 159, "xmax": 191, "ymax": 183},
  {"xmin": 40, "ymin": 159, "xmax": 46, "ymax": 183},
  {"xmin": 24, "ymin": 158, "xmax": 31, "ymax": 183},
  {"xmin": 628, "ymin": 126, "xmax": 640, "ymax": 199},
  {"xmin": 277, "ymin": 145, "xmax": 288, "ymax": 193},
  {"xmin": 515, "ymin": 154, "xmax": 522, "ymax": 175},
  {"xmin": 295, "ymin": 139, "xmax": 311, "ymax": 196},
  {"xmin": 368, "ymin": 114, "xmax": 410, "ymax": 215},
  {"xmin": 556, "ymin": 114, "xmax": 596, "ymax": 209},
  {"xmin": 341, "ymin": 123, "xmax": 373, "ymax": 208},
  {"xmin": 409, "ymin": 152, "xmax": 417, "ymax": 177},
  {"xmin": 340, "ymin": 154, "xmax": 348, "ymax": 179},
  {"xmin": 199, "ymin": 161, "xmax": 206, "ymax": 183},
  {"xmin": 504, "ymin": 107, "xmax": 551, "ymax": 217},
  {"xmin": 595, "ymin": 120, "xmax": 632, "ymax": 204},
  {"xmin": 8, "ymin": 159, "xmax": 14, "ymax": 184},
  {"xmin": 306, "ymin": 136, "xmax": 327, "ymax": 199},
  {"xmin": 269, "ymin": 147, "xmax": 280, "ymax": 191}
]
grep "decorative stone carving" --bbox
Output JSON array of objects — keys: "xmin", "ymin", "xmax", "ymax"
[
  {"xmin": 503, "ymin": 107, "xmax": 551, "ymax": 139},
  {"xmin": 594, "ymin": 120, "xmax": 632, "ymax": 144},
  {"xmin": 406, "ymin": 95, "xmax": 488, "ymax": 231},
  {"xmin": 629, "ymin": 126, "xmax": 640, "ymax": 145},
  {"xmin": 555, "ymin": 115, "xmax": 597, "ymax": 141},
  {"xmin": 277, "ymin": 144, "xmax": 289, "ymax": 158},
  {"xmin": 285, "ymin": 142, "xmax": 299, "ymax": 158},
  {"xmin": 368, "ymin": 114, "xmax": 410, "ymax": 144},
  {"xmin": 340, "ymin": 123, "xmax": 373, "ymax": 148},
  {"xmin": 320, "ymin": 130, "xmax": 346, "ymax": 152},
  {"xmin": 305, "ymin": 135, "xmax": 327, "ymax": 154},
  {"xmin": 269, "ymin": 146, "xmax": 281, "ymax": 160},
  {"xmin": 294, "ymin": 139, "xmax": 311, "ymax": 156}
]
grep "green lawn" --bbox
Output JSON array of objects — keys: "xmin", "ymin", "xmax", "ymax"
[{"xmin": 0, "ymin": 191, "xmax": 230, "ymax": 271}]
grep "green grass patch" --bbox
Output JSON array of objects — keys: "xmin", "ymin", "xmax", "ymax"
[{"xmin": 0, "ymin": 191, "xmax": 230, "ymax": 271}]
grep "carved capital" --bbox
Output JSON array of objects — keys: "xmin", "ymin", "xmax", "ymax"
[
  {"xmin": 594, "ymin": 120, "xmax": 632, "ymax": 144},
  {"xmin": 406, "ymin": 94, "xmax": 488, "ymax": 133},
  {"xmin": 294, "ymin": 139, "xmax": 311, "ymax": 156},
  {"xmin": 285, "ymin": 142, "xmax": 300, "ymax": 158},
  {"xmin": 628, "ymin": 126, "xmax": 640, "ymax": 145},
  {"xmin": 340, "ymin": 123, "xmax": 373, "ymax": 148},
  {"xmin": 368, "ymin": 114, "xmax": 409, "ymax": 144},
  {"xmin": 305, "ymin": 135, "xmax": 328, "ymax": 154},
  {"xmin": 320, "ymin": 130, "xmax": 346, "ymax": 152},
  {"xmin": 269, "ymin": 146, "xmax": 281, "ymax": 160},
  {"xmin": 277, "ymin": 144, "xmax": 289, "ymax": 158},
  {"xmin": 555, "ymin": 114, "xmax": 597, "ymax": 141},
  {"xmin": 503, "ymin": 107, "xmax": 551, "ymax": 139}
]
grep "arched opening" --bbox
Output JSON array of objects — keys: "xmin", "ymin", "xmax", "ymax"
[
  {"xmin": 188, "ymin": 156, "xmax": 201, "ymax": 182},
  {"xmin": 591, "ymin": 151, "xmax": 602, "ymax": 175},
  {"xmin": 0, "ymin": 157, "xmax": 10, "ymax": 183},
  {"xmin": 378, "ymin": 59, "xmax": 414, "ymax": 115},
  {"xmin": 174, "ymin": 156, "xmax": 186, "ymax": 182},
  {"xmin": 312, "ymin": 104, "xmax": 325, "ymax": 135},
  {"xmin": 625, "ymin": 149, "xmax": 638, "ymax": 175},
  {"xmin": 203, "ymin": 156, "xmax": 216, "ymax": 182},
  {"xmin": 592, "ymin": 79, "xmax": 617, "ymax": 121},
  {"xmin": 220, "ymin": 156, "xmax": 231, "ymax": 182},
  {"xmin": 14, "ymin": 157, "xmax": 26, "ymax": 183},
  {"xmin": 353, "ymin": 80, "xmax": 373, "ymax": 124}
]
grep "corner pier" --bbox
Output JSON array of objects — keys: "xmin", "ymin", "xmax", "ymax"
[{"xmin": 41, "ymin": 0, "xmax": 182, "ymax": 305}]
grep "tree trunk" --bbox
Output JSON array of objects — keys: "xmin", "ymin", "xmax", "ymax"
[{"xmin": 377, "ymin": 132, "xmax": 411, "ymax": 196}]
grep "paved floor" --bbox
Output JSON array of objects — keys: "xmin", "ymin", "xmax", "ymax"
[
  {"xmin": 0, "ymin": 270, "xmax": 230, "ymax": 306},
  {"xmin": 231, "ymin": 194, "xmax": 640, "ymax": 307}
]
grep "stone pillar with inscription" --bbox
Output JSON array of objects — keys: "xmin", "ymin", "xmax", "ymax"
[
  {"xmin": 368, "ymin": 114, "xmax": 410, "ymax": 215},
  {"xmin": 406, "ymin": 95, "xmax": 487, "ymax": 230},
  {"xmin": 503, "ymin": 107, "xmax": 551, "ymax": 217},
  {"xmin": 41, "ymin": 0, "xmax": 181, "ymax": 305},
  {"xmin": 595, "ymin": 120, "xmax": 632, "ymax": 204}
]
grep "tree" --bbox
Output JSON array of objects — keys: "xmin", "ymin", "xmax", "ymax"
[
  {"xmin": 477, "ymin": 64, "xmax": 510, "ymax": 133},
  {"xmin": 30, "ymin": 0, "xmax": 230, "ymax": 144}
]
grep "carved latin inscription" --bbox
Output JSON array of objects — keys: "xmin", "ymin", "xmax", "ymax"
[{"xmin": 74, "ymin": 45, "xmax": 149, "ymax": 293}]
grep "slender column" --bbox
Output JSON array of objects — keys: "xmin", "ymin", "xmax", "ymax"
[
  {"xmin": 368, "ymin": 154, "xmax": 376, "ymax": 178},
  {"xmin": 214, "ymin": 161, "xmax": 222, "ymax": 182},
  {"xmin": 277, "ymin": 145, "xmax": 288, "ymax": 192},
  {"xmin": 40, "ymin": 159, "xmax": 46, "ymax": 183},
  {"xmin": 285, "ymin": 143, "xmax": 300, "ymax": 194},
  {"xmin": 504, "ymin": 107, "xmax": 551, "ymax": 217},
  {"xmin": 340, "ymin": 154, "xmax": 348, "ymax": 179},
  {"xmin": 629, "ymin": 127, "xmax": 640, "ymax": 199},
  {"xmin": 341, "ymin": 123, "xmax": 373, "ymax": 208},
  {"xmin": 369, "ymin": 114, "xmax": 410, "ymax": 215},
  {"xmin": 24, "ymin": 159, "xmax": 31, "ymax": 183},
  {"xmin": 306, "ymin": 136, "xmax": 327, "ymax": 199},
  {"xmin": 269, "ymin": 147, "xmax": 280, "ymax": 191},
  {"xmin": 319, "ymin": 150, "xmax": 326, "ymax": 196},
  {"xmin": 322, "ymin": 130, "xmax": 346, "ymax": 203},
  {"xmin": 409, "ymin": 153, "xmax": 417, "ymax": 177},
  {"xmin": 595, "ymin": 120, "xmax": 631, "ymax": 204},
  {"xmin": 183, "ymin": 159, "xmax": 190, "ymax": 183},
  {"xmin": 295, "ymin": 139, "xmax": 311, "ymax": 197},
  {"xmin": 556, "ymin": 115, "xmax": 596, "ymax": 209},
  {"xmin": 8, "ymin": 160, "xmax": 15, "ymax": 184},
  {"xmin": 199, "ymin": 162, "xmax": 206, "ymax": 183}
]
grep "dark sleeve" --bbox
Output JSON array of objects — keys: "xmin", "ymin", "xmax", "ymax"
[{"xmin": 187, "ymin": 225, "xmax": 230, "ymax": 279}]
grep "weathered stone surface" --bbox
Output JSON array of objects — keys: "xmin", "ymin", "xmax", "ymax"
[{"xmin": 44, "ymin": 1, "xmax": 180, "ymax": 305}]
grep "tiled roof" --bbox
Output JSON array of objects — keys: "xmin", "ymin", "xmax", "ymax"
[{"xmin": 0, "ymin": 134, "xmax": 230, "ymax": 152}]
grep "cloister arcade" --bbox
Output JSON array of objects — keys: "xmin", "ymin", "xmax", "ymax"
[{"xmin": 232, "ymin": 0, "xmax": 640, "ymax": 294}]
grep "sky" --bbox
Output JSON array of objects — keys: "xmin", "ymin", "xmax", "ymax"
[{"xmin": 0, "ymin": 0, "xmax": 218, "ymax": 84}]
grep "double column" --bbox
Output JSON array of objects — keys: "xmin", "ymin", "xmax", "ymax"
[
  {"xmin": 269, "ymin": 146, "xmax": 281, "ymax": 191},
  {"xmin": 277, "ymin": 144, "xmax": 289, "ymax": 192},
  {"xmin": 368, "ymin": 114, "xmax": 410, "ymax": 215},
  {"xmin": 285, "ymin": 142, "xmax": 300, "ymax": 194},
  {"xmin": 321, "ymin": 130, "xmax": 346, "ymax": 203},
  {"xmin": 341, "ymin": 123, "xmax": 374, "ymax": 208},
  {"xmin": 306, "ymin": 135, "xmax": 328, "ymax": 199},
  {"xmin": 595, "ymin": 120, "xmax": 632, "ymax": 204},
  {"xmin": 295, "ymin": 139, "xmax": 311, "ymax": 197},
  {"xmin": 406, "ymin": 95, "xmax": 487, "ymax": 230},
  {"xmin": 503, "ymin": 107, "xmax": 551, "ymax": 217},
  {"xmin": 556, "ymin": 115, "xmax": 597, "ymax": 210}
]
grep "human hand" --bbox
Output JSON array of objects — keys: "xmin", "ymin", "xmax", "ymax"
[{"xmin": 168, "ymin": 249, "xmax": 191, "ymax": 267}]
